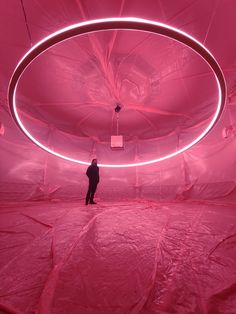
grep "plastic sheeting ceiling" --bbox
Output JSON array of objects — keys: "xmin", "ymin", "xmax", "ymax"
[{"xmin": 1, "ymin": 0, "xmax": 236, "ymax": 313}]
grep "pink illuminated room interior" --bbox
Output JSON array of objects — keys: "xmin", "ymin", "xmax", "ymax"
[{"xmin": 1, "ymin": 1, "xmax": 236, "ymax": 313}]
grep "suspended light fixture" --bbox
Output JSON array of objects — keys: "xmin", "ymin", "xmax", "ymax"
[
  {"xmin": 111, "ymin": 103, "xmax": 124, "ymax": 149},
  {"xmin": 8, "ymin": 17, "xmax": 226, "ymax": 167}
]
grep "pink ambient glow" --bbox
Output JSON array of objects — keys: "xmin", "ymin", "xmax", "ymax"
[{"xmin": 8, "ymin": 17, "xmax": 226, "ymax": 168}]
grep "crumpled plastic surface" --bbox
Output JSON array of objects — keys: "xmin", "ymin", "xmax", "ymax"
[{"xmin": 0, "ymin": 200, "xmax": 236, "ymax": 313}]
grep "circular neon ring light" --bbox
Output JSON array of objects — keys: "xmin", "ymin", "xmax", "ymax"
[{"xmin": 8, "ymin": 17, "xmax": 226, "ymax": 168}]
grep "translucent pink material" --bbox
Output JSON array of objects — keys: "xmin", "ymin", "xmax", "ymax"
[
  {"xmin": 1, "ymin": 0, "xmax": 236, "ymax": 313},
  {"xmin": 0, "ymin": 201, "xmax": 236, "ymax": 313}
]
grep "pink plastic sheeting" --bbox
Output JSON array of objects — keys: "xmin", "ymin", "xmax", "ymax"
[
  {"xmin": 1, "ymin": 103, "xmax": 236, "ymax": 201},
  {"xmin": 0, "ymin": 200, "xmax": 236, "ymax": 313},
  {"xmin": 1, "ymin": 2, "xmax": 236, "ymax": 314},
  {"xmin": 1, "ymin": 0, "xmax": 236, "ymax": 201}
]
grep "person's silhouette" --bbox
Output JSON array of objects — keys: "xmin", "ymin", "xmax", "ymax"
[{"xmin": 85, "ymin": 159, "xmax": 99, "ymax": 205}]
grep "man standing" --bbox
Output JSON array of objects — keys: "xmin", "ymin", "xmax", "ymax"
[{"xmin": 85, "ymin": 158, "xmax": 99, "ymax": 205}]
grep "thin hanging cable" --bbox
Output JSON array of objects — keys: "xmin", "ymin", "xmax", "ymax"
[
  {"xmin": 116, "ymin": 113, "xmax": 119, "ymax": 135},
  {"xmin": 20, "ymin": 0, "xmax": 33, "ymax": 47}
]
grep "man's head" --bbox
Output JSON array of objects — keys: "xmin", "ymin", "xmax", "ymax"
[{"xmin": 91, "ymin": 158, "xmax": 97, "ymax": 165}]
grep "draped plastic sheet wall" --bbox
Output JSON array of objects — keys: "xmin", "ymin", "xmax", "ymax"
[{"xmin": 1, "ymin": 0, "xmax": 236, "ymax": 201}]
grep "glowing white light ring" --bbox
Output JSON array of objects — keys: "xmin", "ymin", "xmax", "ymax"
[{"xmin": 8, "ymin": 17, "xmax": 226, "ymax": 167}]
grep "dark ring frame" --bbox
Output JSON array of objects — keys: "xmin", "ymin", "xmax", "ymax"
[{"xmin": 7, "ymin": 18, "xmax": 227, "ymax": 167}]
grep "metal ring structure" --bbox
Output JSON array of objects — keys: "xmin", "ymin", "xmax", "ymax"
[{"xmin": 8, "ymin": 17, "xmax": 227, "ymax": 167}]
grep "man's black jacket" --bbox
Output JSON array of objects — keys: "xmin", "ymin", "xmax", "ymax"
[{"xmin": 86, "ymin": 164, "xmax": 99, "ymax": 184}]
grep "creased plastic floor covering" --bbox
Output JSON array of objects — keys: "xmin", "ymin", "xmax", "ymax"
[{"xmin": 0, "ymin": 200, "xmax": 236, "ymax": 314}]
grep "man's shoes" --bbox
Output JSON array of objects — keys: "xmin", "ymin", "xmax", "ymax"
[{"xmin": 89, "ymin": 201, "xmax": 97, "ymax": 204}]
